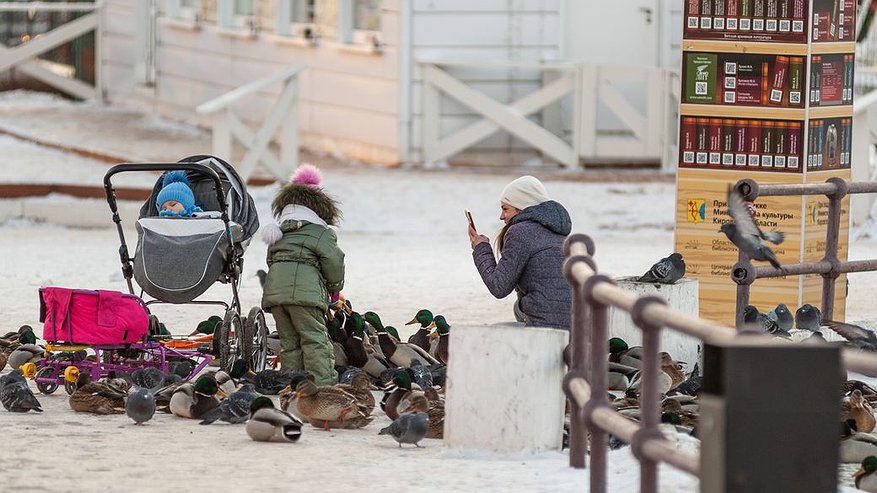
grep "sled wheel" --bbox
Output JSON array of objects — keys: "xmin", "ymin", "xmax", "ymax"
[
  {"xmin": 214, "ymin": 309, "xmax": 243, "ymax": 372},
  {"xmin": 35, "ymin": 367, "xmax": 58, "ymax": 395},
  {"xmin": 244, "ymin": 307, "xmax": 269, "ymax": 372},
  {"xmin": 65, "ymin": 379, "xmax": 77, "ymax": 395}
]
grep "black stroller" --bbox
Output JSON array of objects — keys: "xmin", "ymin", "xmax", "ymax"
[{"xmin": 103, "ymin": 155, "xmax": 268, "ymax": 372}]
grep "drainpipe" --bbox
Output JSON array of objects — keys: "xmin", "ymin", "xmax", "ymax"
[{"xmin": 397, "ymin": 0, "xmax": 412, "ymax": 164}]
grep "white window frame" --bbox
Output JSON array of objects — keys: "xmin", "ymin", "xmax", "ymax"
[
  {"xmin": 218, "ymin": 0, "xmax": 257, "ymax": 31},
  {"xmin": 338, "ymin": 0, "xmax": 382, "ymax": 48},
  {"xmin": 167, "ymin": 0, "xmax": 201, "ymax": 24},
  {"xmin": 276, "ymin": 0, "xmax": 316, "ymax": 40}
]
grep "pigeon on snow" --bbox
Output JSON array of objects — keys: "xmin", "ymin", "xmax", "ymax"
[
  {"xmin": 719, "ymin": 186, "xmax": 784, "ymax": 269},
  {"xmin": 637, "ymin": 253, "xmax": 686, "ymax": 284},
  {"xmin": 126, "ymin": 386, "xmax": 156, "ymax": 424},
  {"xmin": 379, "ymin": 412, "xmax": 429, "ymax": 447}
]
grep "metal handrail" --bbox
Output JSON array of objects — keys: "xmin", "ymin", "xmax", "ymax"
[
  {"xmin": 732, "ymin": 178, "xmax": 877, "ymax": 325},
  {"xmin": 563, "ymin": 233, "xmax": 877, "ymax": 492}
]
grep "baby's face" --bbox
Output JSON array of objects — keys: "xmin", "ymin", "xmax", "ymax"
[{"xmin": 161, "ymin": 200, "xmax": 185, "ymax": 213}]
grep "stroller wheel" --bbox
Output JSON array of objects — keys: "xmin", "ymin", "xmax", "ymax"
[
  {"xmin": 244, "ymin": 307, "xmax": 269, "ymax": 372},
  {"xmin": 214, "ymin": 309, "xmax": 243, "ymax": 373},
  {"xmin": 35, "ymin": 367, "xmax": 58, "ymax": 395}
]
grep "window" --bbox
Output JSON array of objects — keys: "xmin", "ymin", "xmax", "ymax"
[
  {"xmin": 219, "ymin": 0, "xmax": 257, "ymax": 30},
  {"xmin": 276, "ymin": 0, "xmax": 316, "ymax": 38},
  {"xmin": 337, "ymin": 0, "xmax": 382, "ymax": 46},
  {"xmin": 353, "ymin": 0, "xmax": 380, "ymax": 31},
  {"xmin": 168, "ymin": 0, "xmax": 201, "ymax": 23}
]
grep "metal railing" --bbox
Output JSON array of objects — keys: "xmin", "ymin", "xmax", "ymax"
[
  {"xmin": 731, "ymin": 178, "xmax": 877, "ymax": 327},
  {"xmin": 196, "ymin": 63, "xmax": 305, "ymax": 183},
  {"xmin": 562, "ymin": 232, "xmax": 877, "ymax": 492}
]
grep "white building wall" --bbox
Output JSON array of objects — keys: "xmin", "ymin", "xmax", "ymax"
[
  {"xmin": 102, "ymin": 0, "xmax": 402, "ymax": 165},
  {"xmin": 407, "ymin": 0, "xmax": 565, "ymax": 163}
]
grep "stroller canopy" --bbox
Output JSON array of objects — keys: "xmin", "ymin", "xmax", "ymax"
[{"xmin": 139, "ymin": 155, "xmax": 260, "ymax": 241}]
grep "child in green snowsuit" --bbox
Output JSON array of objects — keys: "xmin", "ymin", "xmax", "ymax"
[{"xmin": 260, "ymin": 165, "xmax": 344, "ymax": 385}]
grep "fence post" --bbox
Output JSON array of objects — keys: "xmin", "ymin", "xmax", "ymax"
[
  {"xmin": 212, "ymin": 109, "xmax": 232, "ymax": 162},
  {"xmin": 280, "ymin": 76, "xmax": 300, "ymax": 176},
  {"xmin": 821, "ymin": 177, "xmax": 849, "ymax": 320}
]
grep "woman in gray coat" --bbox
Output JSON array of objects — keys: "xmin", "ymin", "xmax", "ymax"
[{"xmin": 468, "ymin": 176, "xmax": 572, "ymax": 330}]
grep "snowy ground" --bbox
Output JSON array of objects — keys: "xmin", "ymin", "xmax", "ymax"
[{"xmin": 0, "ymin": 92, "xmax": 875, "ymax": 491}]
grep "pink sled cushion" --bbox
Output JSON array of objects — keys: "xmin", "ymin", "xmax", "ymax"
[{"xmin": 39, "ymin": 287, "xmax": 149, "ymax": 344}]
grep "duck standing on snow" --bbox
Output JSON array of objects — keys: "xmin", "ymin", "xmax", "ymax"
[
  {"xmin": 365, "ymin": 312, "xmax": 438, "ymax": 368},
  {"xmin": 430, "ymin": 315, "xmax": 451, "ymax": 365}
]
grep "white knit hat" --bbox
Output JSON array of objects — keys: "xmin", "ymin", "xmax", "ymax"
[{"xmin": 500, "ymin": 176, "xmax": 549, "ymax": 210}]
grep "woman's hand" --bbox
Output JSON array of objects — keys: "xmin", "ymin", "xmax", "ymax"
[{"xmin": 468, "ymin": 224, "xmax": 489, "ymax": 249}]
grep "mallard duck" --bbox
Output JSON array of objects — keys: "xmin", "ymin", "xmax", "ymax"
[
  {"xmin": 399, "ymin": 393, "xmax": 444, "ymax": 439},
  {"xmin": 430, "ymin": 315, "xmax": 450, "ymax": 365},
  {"xmin": 327, "ymin": 310, "xmax": 349, "ymax": 345},
  {"xmin": 169, "ymin": 374, "xmax": 221, "ymax": 419},
  {"xmin": 661, "ymin": 352, "xmax": 686, "ymax": 389},
  {"xmin": 364, "ymin": 312, "xmax": 439, "ymax": 368},
  {"xmin": 842, "ymin": 389, "xmax": 876, "ymax": 433},
  {"xmin": 856, "ymin": 455, "xmax": 877, "ymax": 492},
  {"xmin": 69, "ymin": 370, "xmax": 126, "ymax": 414},
  {"xmin": 844, "ymin": 380, "xmax": 877, "ymax": 405},
  {"xmin": 608, "ymin": 337, "xmax": 642, "ymax": 369},
  {"xmin": 246, "ymin": 396, "xmax": 303, "ymax": 442},
  {"xmin": 0, "ymin": 325, "xmax": 32, "ymax": 370},
  {"xmin": 841, "ymin": 419, "xmax": 877, "ymax": 463},
  {"xmin": 342, "ymin": 312, "xmax": 370, "ymax": 368},
  {"xmin": 383, "ymin": 369, "xmax": 422, "ymax": 421},
  {"xmin": 8, "ymin": 329, "xmax": 43, "ymax": 370},
  {"xmin": 334, "ymin": 372, "xmax": 375, "ymax": 416},
  {"xmin": 406, "ymin": 309, "xmax": 435, "ymax": 353},
  {"xmin": 294, "ymin": 379, "xmax": 372, "ymax": 430},
  {"xmin": 608, "ymin": 361, "xmax": 639, "ymax": 391}
]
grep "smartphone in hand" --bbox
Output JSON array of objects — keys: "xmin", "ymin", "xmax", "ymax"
[{"xmin": 465, "ymin": 210, "xmax": 476, "ymax": 231}]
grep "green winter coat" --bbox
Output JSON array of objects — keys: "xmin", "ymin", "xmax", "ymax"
[{"xmin": 261, "ymin": 220, "xmax": 345, "ymax": 311}]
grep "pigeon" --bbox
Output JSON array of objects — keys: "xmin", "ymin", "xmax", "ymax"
[
  {"xmin": 379, "ymin": 412, "xmax": 429, "ymax": 447},
  {"xmin": 0, "ymin": 369, "xmax": 42, "ymax": 412},
  {"xmin": 637, "ymin": 253, "xmax": 686, "ymax": 284},
  {"xmin": 199, "ymin": 383, "xmax": 259, "ymax": 425},
  {"xmin": 246, "ymin": 396, "xmax": 303, "ymax": 442},
  {"xmin": 719, "ymin": 186, "xmax": 784, "ymax": 269},
  {"xmin": 126, "ymin": 386, "xmax": 156, "ymax": 424},
  {"xmin": 766, "ymin": 303, "xmax": 794, "ymax": 332},
  {"xmin": 823, "ymin": 320, "xmax": 877, "ymax": 352},
  {"xmin": 744, "ymin": 305, "xmax": 791, "ymax": 339},
  {"xmin": 795, "ymin": 304, "xmax": 823, "ymax": 331},
  {"xmin": 132, "ymin": 367, "xmax": 171, "ymax": 391},
  {"xmin": 409, "ymin": 358, "xmax": 433, "ymax": 389}
]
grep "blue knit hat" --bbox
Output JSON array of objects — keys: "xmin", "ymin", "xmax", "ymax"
[{"xmin": 156, "ymin": 171, "xmax": 197, "ymax": 214}]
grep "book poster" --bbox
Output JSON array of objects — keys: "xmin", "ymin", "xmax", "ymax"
[
  {"xmin": 679, "ymin": 116, "xmax": 803, "ymax": 172},
  {"xmin": 683, "ymin": 52, "xmax": 805, "ymax": 107},
  {"xmin": 809, "ymin": 53, "xmax": 855, "ymax": 106},
  {"xmin": 684, "ymin": 0, "xmax": 808, "ymax": 42},
  {"xmin": 811, "ymin": 0, "xmax": 856, "ymax": 42},
  {"xmin": 807, "ymin": 117, "xmax": 852, "ymax": 170}
]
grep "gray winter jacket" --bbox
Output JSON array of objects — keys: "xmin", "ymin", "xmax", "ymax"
[{"xmin": 472, "ymin": 200, "xmax": 572, "ymax": 329}]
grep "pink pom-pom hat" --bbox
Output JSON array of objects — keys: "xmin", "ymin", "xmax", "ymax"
[{"xmin": 289, "ymin": 164, "xmax": 322, "ymax": 189}]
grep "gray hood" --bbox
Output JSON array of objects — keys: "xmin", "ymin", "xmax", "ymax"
[{"xmin": 510, "ymin": 200, "xmax": 572, "ymax": 236}]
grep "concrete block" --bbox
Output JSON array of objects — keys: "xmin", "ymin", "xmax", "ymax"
[
  {"xmin": 444, "ymin": 324, "xmax": 568, "ymax": 453},
  {"xmin": 609, "ymin": 276, "xmax": 702, "ymax": 368}
]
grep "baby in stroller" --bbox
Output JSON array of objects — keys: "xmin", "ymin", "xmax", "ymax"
[{"xmin": 155, "ymin": 171, "xmax": 203, "ymax": 217}]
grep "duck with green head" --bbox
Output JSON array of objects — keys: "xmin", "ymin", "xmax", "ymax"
[
  {"xmin": 364, "ymin": 312, "xmax": 438, "ymax": 368},
  {"xmin": 169, "ymin": 374, "xmax": 221, "ymax": 419},
  {"xmin": 341, "ymin": 312, "xmax": 370, "ymax": 368},
  {"xmin": 430, "ymin": 315, "xmax": 451, "ymax": 365},
  {"xmin": 8, "ymin": 329, "xmax": 43, "ymax": 370},
  {"xmin": 246, "ymin": 396, "xmax": 304, "ymax": 443},
  {"xmin": 406, "ymin": 309, "xmax": 435, "ymax": 352},
  {"xmin": 608, "ymin": 337, "xmax": 642, "ymax": 369},
  {"xmin": 856, "ymin": 456, "xmax": 877, "ymax": 492},
  {"xmin": 383, "ymin": 369, "xmax": 419, "ymax": 421}
]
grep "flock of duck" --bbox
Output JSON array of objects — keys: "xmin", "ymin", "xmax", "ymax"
[
  {"xmin": 604, "ymin": 297, "xmax": 877, "ymax": 491},
  {"xmin": 0, "ymin": 306, "xmax": 451, "ymax": 449}
]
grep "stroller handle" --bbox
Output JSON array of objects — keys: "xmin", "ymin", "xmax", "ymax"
[{"xmin": 103, "ymin": 162, "xmax": 229, "ymax": 215}]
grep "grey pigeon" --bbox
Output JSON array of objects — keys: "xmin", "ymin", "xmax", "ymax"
[
  {"xmin": 744, "ymin": 305, "xmax": 791, "ymax": 339},
  {"xmin": 637, "ymin": 253, "xmax": 686, "ymax": 284},
  {"xmin": 0, "ymin": 370, "xmax": 42, "ymax": 412},
  {"xmin": 132, "ymin": 367, "xmax": 170, "ymax": 391},
  {"xmin": 823, "ymin": 320, "xmax": 877, "ymax": 351},
  {"xmin": 199, "ymin": 383, "xmax": 259, "ymax": 425},
  {"xmin": 126, "ymin": 386, "xmax": 156, "ymax": 424},
  {"xmin": 766, "ymin": 303, "xmax": 794, "ymax": 332},
  {"xmin": 719, "ymin": 186, "xmax": 784, "ymax": 269},
  {"xmin": 409, "ymin": 358, "xmax": 433, "ymax": 389},
  {"xmin": 795, "ymin": 304, "xmax": 822, "ymax": 331},
  {"xmin": 379, "ymin": 412, "xmax": 429, "ymax": 447}
]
